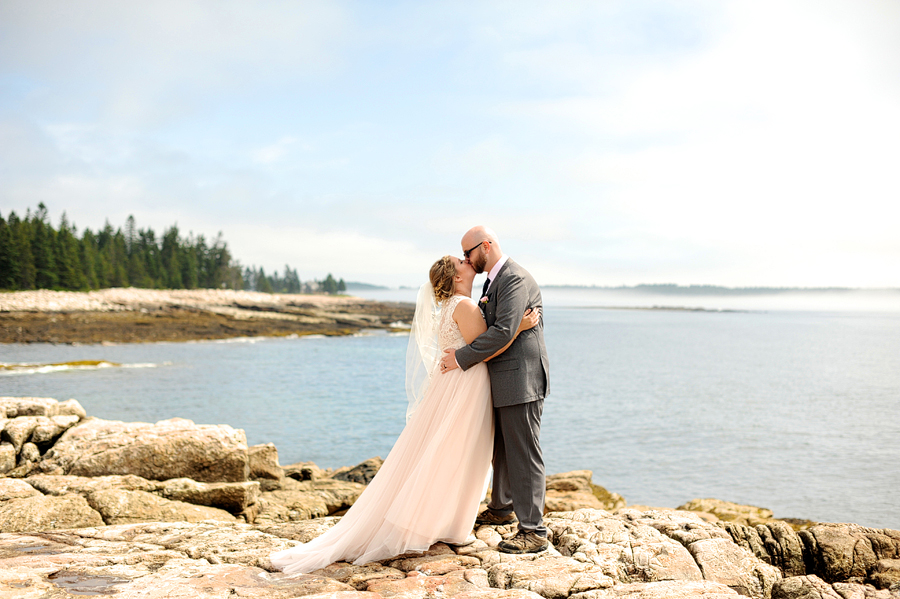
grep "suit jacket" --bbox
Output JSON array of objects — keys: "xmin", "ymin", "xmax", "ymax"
[{"xmin": 455, "ymin": 258, "xmax": 550, "ymax": 408}]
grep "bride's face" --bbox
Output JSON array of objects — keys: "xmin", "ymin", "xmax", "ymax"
[{"xmin": 454, "ymin": 257, "xmax": 476, "ymax": 286}]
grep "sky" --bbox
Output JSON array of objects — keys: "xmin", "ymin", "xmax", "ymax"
[{"xmin": 1, "ymin": 0, "xmax": 899, "ymax": 289}]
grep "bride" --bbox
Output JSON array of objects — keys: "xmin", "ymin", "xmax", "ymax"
[{"xmin": 269, "ymin": 255, "xmax": 539, "ymax": 574}]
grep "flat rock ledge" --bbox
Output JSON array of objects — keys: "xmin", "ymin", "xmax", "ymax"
[{"xmin": 2, "ymin": 396, "xmax": 898, "ymax": 599}]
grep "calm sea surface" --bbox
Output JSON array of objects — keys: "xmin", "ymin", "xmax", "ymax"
[{"xmin": 2, "ymin": 288, "xmax": 899, "ymax": 530}]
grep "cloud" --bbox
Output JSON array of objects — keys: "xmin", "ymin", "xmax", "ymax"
[
  {"xmin": 0, "ymin": 1, "xmax": 351, "ymax": 125},
  {"xmin": 252, "ymin": 136, "xmax": 301, "ymax": 165}
]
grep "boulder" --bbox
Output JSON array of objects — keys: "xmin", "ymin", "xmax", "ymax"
[
  {"xmin": 40, "ymin": 417, "xmax": 250, "ymax": 482},
  {"xmin": 0, "ymin": 478, "xmax": 41, "ymax": 501},
  {"xmin": 0, "ymin": 493, "xmax": 104, "ymax": 532},
  {"xmin": 25, "ymin": 473, "xmax": 156, "ymax": 496},
  {"xmin": 26, "ymin": 473, "xmax": 258, "ymax": 518},
  {"xmin": 799, "ymin": 523, "xmax": 900, "ymax": 585},
  {"xmin": 86, "ymin": 489, "xmax": 236, "ymax": 525},
  {"xmin": 0, "ymin": 396, "xmax": 60, "ymax": 418},
  {"xmin": 158, "ymin": 478, "xmax": 260, "ymax": 515},
  {"xmin": 771, "ymin": 574, "xmax": 844, "ymax": 599},
  {"xmin": 18, "ymin": 442, "xmax": 40, "ymax": 464},
  {"xmin": 57, "ymin": 398, "xmax": 88, "ymax": 419},
  {"xmin": 678, "ymin": 498, "xmax": 775, "ymax": 527},
  {"xmin": 724, "ymin": 519, "xmax": 807, "ymax": 577},
  {"xmin": 30, "ymin": 414, "xmax": 81, "ymax": 446},
  {"xmin": 331, "ymin": 456, "xmax": 383, "ymax": 485},
  {"xmin": 255, "ymin": 477, "xmax": 365, "ymax": 524},
  {"xmin": 283, "ymin": 461, "xmax": 334, "ymax": 482},
  {"xmin": 1, "ymin": 416, "xmax": 45, "ymax": 451},
  {"xmin": 249, "ymin": 443, "xmax": 284, "ymax": 490},
  {"xmin": 0, "ymin": 443, "xmax": 14, "ymax": 474},
  {"xmin": 545, "ymin": 471, "xmax": 625, "ymax": 513},
  {"xmin": 687, "ymin": 537, "xmax": 782, "ymax": 599},
  {"xmin": 869, "ymin": 559, "xmax": 900, "ymax": 590}
]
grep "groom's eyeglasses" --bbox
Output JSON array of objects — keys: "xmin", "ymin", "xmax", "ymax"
[{"xmin": 464, "ymin": 240, "xmax": 491, "ymax": 259}]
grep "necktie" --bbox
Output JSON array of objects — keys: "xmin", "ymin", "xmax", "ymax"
[{"xmin": 482, "ymin": 278, "xmax": 491, "ymax": 296}]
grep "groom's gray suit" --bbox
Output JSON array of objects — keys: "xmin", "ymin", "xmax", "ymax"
[{"xmin": 455, "ymin": 258, "xmax": 550, "ymax": 536}]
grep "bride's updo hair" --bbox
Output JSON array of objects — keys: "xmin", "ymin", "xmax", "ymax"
[{"xmin": 429, "ymin": 256, "xmax": 456, "ymax": 303}]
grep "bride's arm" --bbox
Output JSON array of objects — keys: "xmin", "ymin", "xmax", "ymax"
[
  {"xmin": 454, "ymin": 300, "xmax": 488, "ymax": 344},
  {"xmin": 454, "ymin": 302, "xmax": 540, "ymax": 361}
]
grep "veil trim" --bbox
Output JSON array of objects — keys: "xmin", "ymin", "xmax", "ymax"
[{"xmin": 405, "ymin": 283, "xmax": 441, "ymax": 421}]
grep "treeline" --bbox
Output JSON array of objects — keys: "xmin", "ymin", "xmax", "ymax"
[
  {"xmin": 241, "ymin": 266, "xmax": 345, "ymax": 295},
  {"xmin": 0, "ymin": 204, "xmax": 345, "ymax": 294}
]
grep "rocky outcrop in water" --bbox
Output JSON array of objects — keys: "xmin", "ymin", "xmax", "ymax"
[{"xmin": 1, "ymin": 395, "xmax": 898, "ymax": 599}]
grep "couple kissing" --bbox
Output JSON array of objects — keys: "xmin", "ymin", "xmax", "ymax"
[{"xmin": 270, "ymin": 225, "xmax": 550, "ymax": 574}]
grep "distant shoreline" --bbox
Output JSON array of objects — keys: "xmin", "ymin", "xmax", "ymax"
[
  {"xmin": 585, "ymin": 305, "xmax": 747, "ymax": 313},
  {"xmin": 543, "ymin": 284, "xmax": 900, "ymax": 295}
]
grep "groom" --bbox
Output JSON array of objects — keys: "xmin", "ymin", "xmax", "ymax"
[{"xmin": 439, "ymin": 225, "xmax": 550, "ymax": 554}]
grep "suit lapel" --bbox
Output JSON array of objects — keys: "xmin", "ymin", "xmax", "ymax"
[{"xmin": 482, "ymin": 259, "xmax": 513, "ymax": 324}]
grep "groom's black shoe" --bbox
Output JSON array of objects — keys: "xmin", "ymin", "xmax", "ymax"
[
  {"xmin": 498, "ymin": 530, "xmax": 549, "ymax": 554},
  {"xmin": 475, "ymin": 508, "xmax": 517, "ymax": 526}
]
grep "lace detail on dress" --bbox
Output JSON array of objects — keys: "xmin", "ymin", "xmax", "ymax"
[{"xmin": 438, "ymin": 295, "xmax": 472, "ymax": 351}]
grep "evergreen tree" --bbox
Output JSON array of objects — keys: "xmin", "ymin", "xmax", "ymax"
[
  {"xmin": 80, "ymin": 229, "xmax": 100, "ymax": 289},
  {"xmin": 179, "ymin": 233, "xmax": 199, "ymax": 289},
  {"xmin": 12, "ymin": 213, "xmax": 36, "ymax": 289},
  {"xmin": 243, "ymin": 266, "xmax": 256, "ymax": 291},
  {"xmin": 55, "ymin": 213, "xmax": 87, "ymax": 290},
  {"xmin": 138, "ymin": 228, "xmax": 161, "ymax": 286},
  {"xmin": 338, "ymin": 278, "xmax": 347, "ymax": 293},
  {"xmin": 32, "ymin": 204, "xmax": 58, "ymax": 289},
  {"xmin": 0, "ymin": 214, "xmax": 20, "ymax": 289},
  {"xmin": 160, "ymin": 226, "xmax": 182, "ymax": 288},
  {"xmin": 321, "ymin": 273, "xmax": 338, "ymax": 294},
  {"xmin": 256, "ymin": 267, "xmax": 273, "ymax": 293}
]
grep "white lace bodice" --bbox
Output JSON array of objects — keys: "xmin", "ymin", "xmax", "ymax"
[{"xmin": 438, "ymin": 295, "xmax": 473, "ymax": 351}]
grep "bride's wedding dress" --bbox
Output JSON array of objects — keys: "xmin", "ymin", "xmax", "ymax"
[{"xmin": 270, "ymin": 295, "xmax": 493, "ymax": 574}]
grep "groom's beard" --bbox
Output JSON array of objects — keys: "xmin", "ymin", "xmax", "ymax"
[{"xmin": 472, "ymin": 254, "xmax": 487, "ymax": 274}]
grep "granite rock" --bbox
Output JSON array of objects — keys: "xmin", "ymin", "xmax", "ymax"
[
  {"xmin": 86, "ymin": 488, "xmax": 236, "ymax": 525},
  {"xmin": 799, "ymin": 523, "xmax": 900, "ymax": 586},
  {"xmin": 332, "ymin": 456, "xmax": 384, "ymax": 485},
  {"xmin": 678, "ymin": 498, "xmax": 775, "ymax": 527},
  {"xmin": 40, "ymin": 416, "xmax": 250, "ymax": 482},
  {"xmin": 0, "ymin": 493, "xmax": 104, "ymax": 532},
  {"xmin": 249, "ymin": 442, "xmax": 284, "ymax": 490},
  {"xmin": 545, "ymin": 471, "xmax": 625, "ymax": 514}
]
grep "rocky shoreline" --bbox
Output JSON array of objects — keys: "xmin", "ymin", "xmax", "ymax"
[
  {"xmin": 0, "ymin": 288, "xmax": 414, "ymax": 344},
  {"xmin": 1, "ymin": 396, "xmax": 898, "ymax": 599}
]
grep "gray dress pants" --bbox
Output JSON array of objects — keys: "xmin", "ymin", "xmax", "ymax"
[{"xmin": 487, "ymin": 399, "xmax": 547, "ymax": 537}]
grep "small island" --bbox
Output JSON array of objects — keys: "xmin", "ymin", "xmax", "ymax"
[{"xmin": 0, "ymin": 288, "xmax": 414, "ymax": 344}]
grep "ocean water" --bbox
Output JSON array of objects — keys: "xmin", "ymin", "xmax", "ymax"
[{"xmin": 2, "ymin": 291, "xmax": 899, "ymax": 530}]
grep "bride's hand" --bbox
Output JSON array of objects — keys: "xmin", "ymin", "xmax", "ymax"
[{"xmin": 517, "ymin": 308, "xmax": 541, "ymax": 335}]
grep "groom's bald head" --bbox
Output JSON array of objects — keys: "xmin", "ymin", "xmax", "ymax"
[
  {"xmin": 462, "ymin": 226, "xmax": 502, "ymax": 273},
  {"xmin": 462, "ymin": 226, "xmax": 500, "ymax": 249}
]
